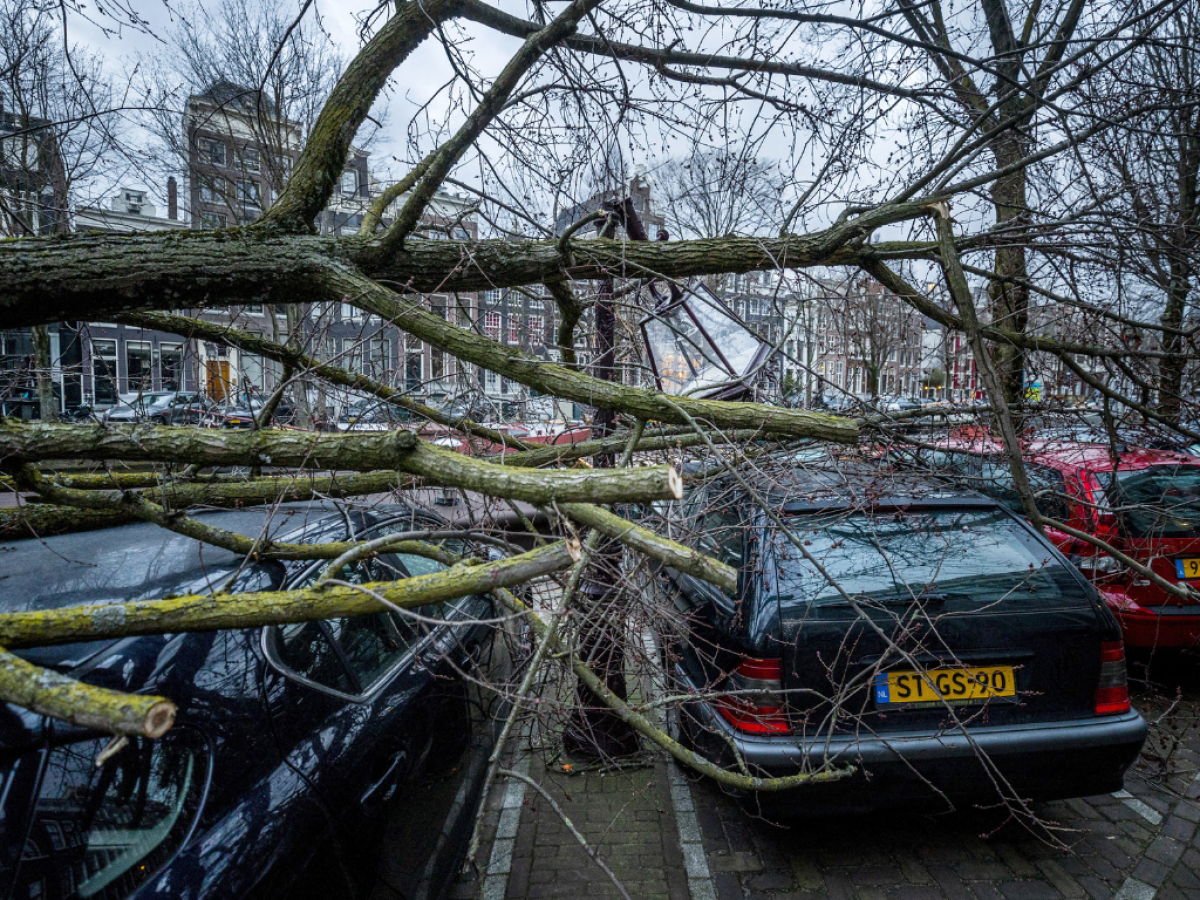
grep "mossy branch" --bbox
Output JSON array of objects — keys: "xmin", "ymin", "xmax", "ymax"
[
  {"xmin": 336, "ymin": 271, "xmax": 858, "ymax": 443},
  {"xmin": 557, "ymin": 502, "xmax": 737, "ymax": 593},
  {"xmin": 0, "ymin": 646, "xmax": 175, "ymax": 737},
  {"xmin": 255, "ymin": 0, "xmax": 460, "ymax": 232},
  {"xmin": 0, "ymin": 423, "xmax": 683, "ymax": 506},
  {"xmin": 0, "ymin": 540, "xmax": 580, "ymax": 649}
]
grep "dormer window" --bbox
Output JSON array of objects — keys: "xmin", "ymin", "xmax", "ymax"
[
  {"xmin": 124, "ymin": 192, "xmax": 144, "ymax": 214},
  {"xmin": 341, "ymin": 169, "xmax": 357, "ymax": 195}
]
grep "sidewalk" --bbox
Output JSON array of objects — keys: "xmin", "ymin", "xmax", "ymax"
[{"xmin": 458, "ymin": 750, "xmax": 702, "ymax": 900}]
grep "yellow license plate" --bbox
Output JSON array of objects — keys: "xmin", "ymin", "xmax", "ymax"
[
  {"xmin": 1175, "ymin": 558, "xmax": 1200, "ymax": 580},
  {"xmin": 875, "ymin": 665, "xmax": 1015, "ymax": 708}
]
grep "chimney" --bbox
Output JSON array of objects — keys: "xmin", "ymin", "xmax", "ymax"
[{"xmin": 167, "ymin": 177, "xmax": 178, "ymax": 220}]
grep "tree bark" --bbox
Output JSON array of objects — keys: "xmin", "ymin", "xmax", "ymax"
[
  {"xmin": 0, "ymin": 422, "xmax": 683, "ymax": 506},
  {"xmin": 31, "ymin": 324, "xmax": 56, "ymax": 422},
  {"xmin": 0, "ymin": 540, "xmax": 580, "ymax": 649},
  {"xmin": 0, "ymin": 646, "xmax": 175, "ymax": 737}
]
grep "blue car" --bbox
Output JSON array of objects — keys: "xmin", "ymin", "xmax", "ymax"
[{"xmin": 0, "ymin": 503, "xmax": 520, "ymax": 900}]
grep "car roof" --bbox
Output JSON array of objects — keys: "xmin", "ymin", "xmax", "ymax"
[
  {"xmin": 1026, "ymin": 441, "xmax": 1200, "ymax": 473},
  {"xmin": 723, "ymin": 461, "xmax": 1003, "ymax": 513}
]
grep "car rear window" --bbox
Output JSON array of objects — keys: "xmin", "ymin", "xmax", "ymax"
[
  {"xmin": 0, "ymin": 730, "xmax": 207, "ymax": 900},
  {"xmin": 765, "ymin": 508, "xmax": 1082, "ymax": 611},
  {"xmin": 1097, "ymin": 466, "xmax": 1200, "ymax": 538}
]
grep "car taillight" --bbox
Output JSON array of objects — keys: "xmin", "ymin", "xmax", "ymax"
[
  {"xmin": 717, "ymin": 657, "xmax": 789, "ymax": 734},
  {"xmin": 1095, "ymin": 640, "xmax": 1130, "ymax": 715}
]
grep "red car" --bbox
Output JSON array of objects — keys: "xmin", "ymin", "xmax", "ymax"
[
  {"xmin": 895, "ymin": 439, "xmax": 1200, "ymax": 647},
  {"xmin": 1027, "ymin": 443, "xmax": 1200, "ymax": 647}
]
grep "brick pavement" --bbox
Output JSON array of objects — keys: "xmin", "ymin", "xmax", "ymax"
[
  {"xmin": 456, "ymin": 664, "xmax": 1200, "ymax": 900},
  {"xmin": 455, "ymin": 756, "xmax": 690, "ymax": 900}
]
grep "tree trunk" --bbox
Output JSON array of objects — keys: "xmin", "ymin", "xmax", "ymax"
[
  {"xmin": 31, "ymin": 325, "xmax": 56, "ymax": 421},
  {"xmin": 1157, "ymin": 254, "xmax": 1192, "ymax": 425},
  {"xmin": 987, "ymin": 139, "xmax": 1031, "ymax": 414}
]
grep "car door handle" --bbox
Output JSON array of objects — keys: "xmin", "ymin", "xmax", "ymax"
[{"xmin": 360, "ymin": 750, "xmax": 408, "ymax": 806}]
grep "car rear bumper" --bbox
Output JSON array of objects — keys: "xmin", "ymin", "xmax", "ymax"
[
  {"xmin": 676, "ymin": 667, "xmax": 1147, "ymax": 812},
  {"xmin": 1104, "ymin": 591, "xmax": 1200, "ymax": 648}
]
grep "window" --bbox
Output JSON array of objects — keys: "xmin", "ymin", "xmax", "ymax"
[
  {"xmin": 160, "ymin": 343, "xmax": 183, "ymax": 391},
  {"xmin": 200, "ymin": 212, "xmax": 227, "ymax": 229},
  {"xmin": 198, "ymin": 176, "xmax": 225, "ymax": 204},
  {"xmin": 483, "ymin": 289, "xmax": 502, "ymax": 306},
  {"xmin": 126, "ymin": 340, "xmax": 152, "ymax": 392},
  {"xmin": 507, "ymin": 315, "xmax": 519, "ymax": 345},
  {"xmin": 272, "ymin": 555, "xmax": 431, "ymax": 696},
  {"xmin": 452, "ymin": 226, "xmax": 469, "ymax": 240},
  {"xmin": 483, "ymin": 312, "xmax": 501, "ymax": 340},
  {"xmin": 369, "ymin": 337, "xmax": 390, "ymax": 375},
  {"xmin": 405, "ymin": 334, "xmax": 422, "ymax": 391},
  {"xmin": 240, "ymin": 146, "xmax": 260, "ymax": 172},
  {"xmin": 340, "ymin": 303, "xmax": 361, "ymax": 322},
  {"xmin": 91, "ymin": 339, "xmax": 117, "ymax": 405},
  {"xmin": 235, "ymin": 180, "xmax": 261, "ymax": 207},
  {"xmin": 340, "ymin": 169, "xmax": 357, "ymax": 195},
  {"xmin": 485, "ymin": 369, "xmax": 499, "ymax": 392},
  {"xmin": 12, "ymin": 732, "xmax": 208, "ymax": 900},
  {"xmin": 199, "ymin": 138, "xmax": 225, "ymax": 165},
  {"xmin": 431, "ymin": 346, "xmax": 445, "ymax": 380},
  {"xmin": 528, "ymin": 315, "xmax": 544, "ymax": 345}
]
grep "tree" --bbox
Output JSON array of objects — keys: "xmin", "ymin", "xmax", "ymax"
[
  {"xmin": 0, "ymin": 0, "xmax": 1196, "ymax": 872},
  {"xmin": 657, "ymin": 148, "xmax": 785, "ymax": 240},
  {"xmin": 0, "ymin": 0, "xmax": 114, "ymax": 421},
  {"xmin": 1075, "ymin": 0, "xmax": 1200, "ymax": 425}
]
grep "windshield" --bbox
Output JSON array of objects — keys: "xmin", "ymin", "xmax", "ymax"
[
  {"xmin": 765, "ymin": 508, "xmax": 1077, "ymax": 611},
  {"xmin": 1098, "ymin": 466, "xmax": 1200, "ymax": 538}
]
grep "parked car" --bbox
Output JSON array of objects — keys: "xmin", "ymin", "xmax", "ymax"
[
  {"xmin": 663, "ymin": 465, "xmax": 1146, "ymax": 813},
  {"xmin": 103, "ymin": 391, "xmax": 201, "ymax": 424},
  {"xmin": 336, "ymin": 400, "xmax": 413, "ymax": 431},
  {"xmin": 219, "ymin": 397, "xmax": 296, "ymax": 429},
  {"xmin": 0, "ymin": 503, "xmax": 521, "ymax": 900},
  {"xmin": 880, "ymin": 396, "xmax": 922, "ymax": 413},
  {"xmin": 162, "ymin": 395, "xmax": 223, "ymax": 426},
  {"xmin": 897, "ymin": 439, "xmax": 1200, "ymax": 648}
]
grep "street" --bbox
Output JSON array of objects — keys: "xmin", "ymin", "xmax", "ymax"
[{"xmin": 464, "ymin": 651, "xmax": 1200, "ymax": 900}]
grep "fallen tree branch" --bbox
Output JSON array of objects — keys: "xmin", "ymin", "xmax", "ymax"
[
  {"xmin": 557, "ymin": 502, "xmax": 737, "ymax": 593},
  {"xmin": 0, "ymin": 646, "xmax": 175, "ymax": 737},
  {"xmin": 0, "ymin": 423, "xmax": 683, "ymax": 506},
  {"xmin": 336, "ymin": 270, "xmax": 859, "ymax": 443},
  {"xmin": 0, "ymin": 540, "xmax": 580, "ymax": 649}
]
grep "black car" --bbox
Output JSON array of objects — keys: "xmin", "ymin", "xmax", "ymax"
[
  {"xmin": 219, "ymin": 398, "xmax": 297, "ymax": 429},
  {"xmin": 664, "ymin": 465, "xmax": 1147, "ymax": 813},
  {"xmin": 0, "ymin": 503, "xmax": 520, "ymax": 899},
  {"xmin": 161, "ymin": 396, "xmax": 223, "ymax": 426}
]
